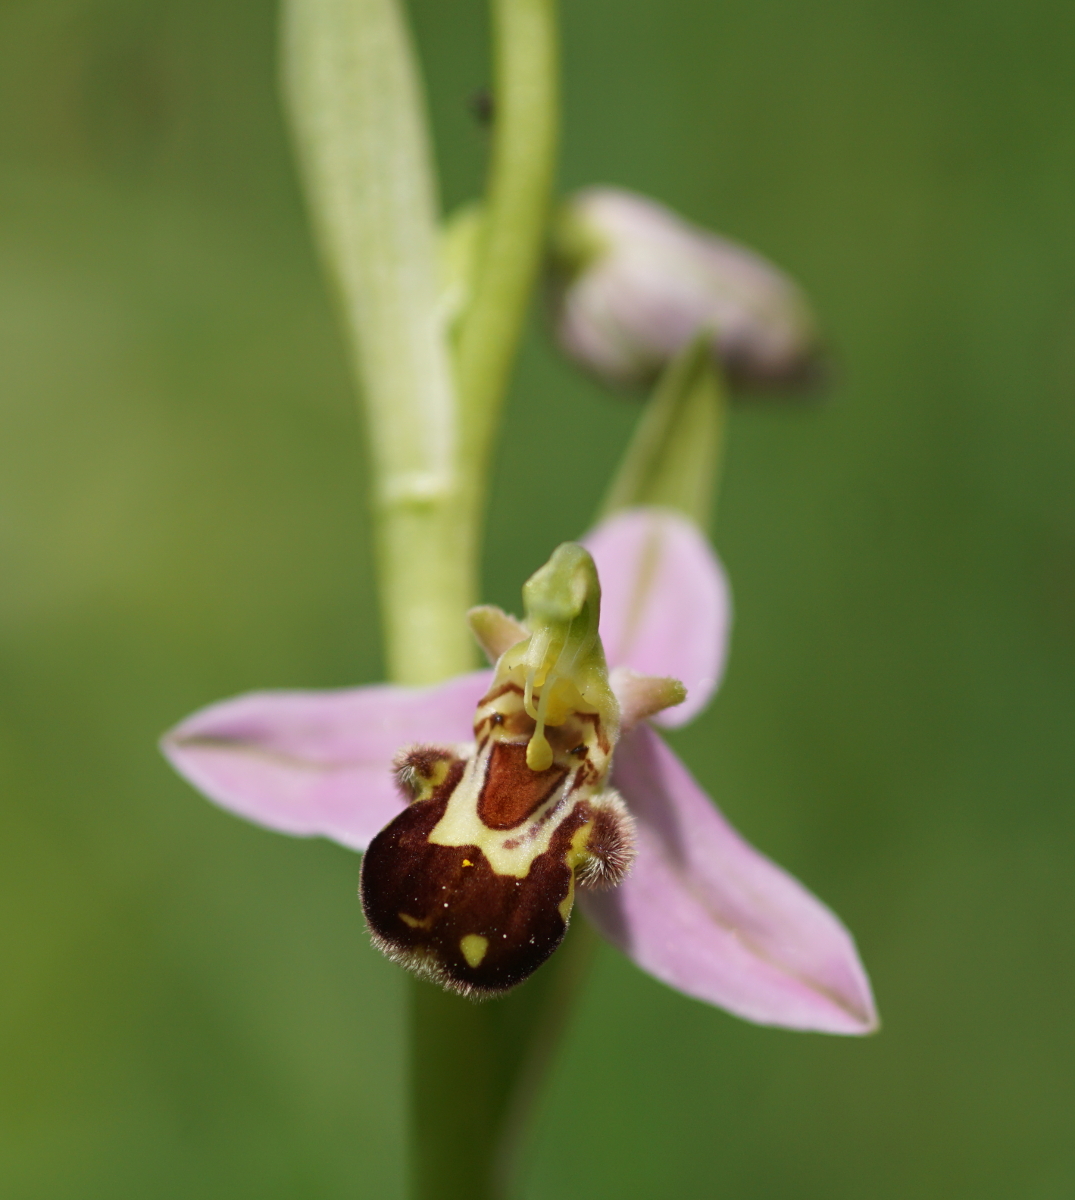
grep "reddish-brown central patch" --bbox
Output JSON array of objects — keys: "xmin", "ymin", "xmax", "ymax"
[
  {"xmin": 360, "ymin": 790, "xmax": 590, "ymax": 995},
  {"xmin": 476, "ymin": 742, "xmax": 568, "ymax": 830}
]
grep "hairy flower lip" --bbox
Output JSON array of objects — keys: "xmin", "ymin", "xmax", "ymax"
[{"xmin": 162, "ymin": 506, "xmax": 877, "ymax": 1034}]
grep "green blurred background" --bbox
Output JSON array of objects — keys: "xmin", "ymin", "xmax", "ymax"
[{"xmin": 2, "ymin": 0, "xmax": 1073, "ymax": 1195}]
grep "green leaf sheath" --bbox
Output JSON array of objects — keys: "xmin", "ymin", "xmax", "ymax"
[{"xmin": 282, "ymin": 0, "xmax": 474, "ymax": 683}]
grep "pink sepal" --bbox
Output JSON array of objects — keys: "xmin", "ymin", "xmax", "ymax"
[
  {"xmin": 161, "ymin": 671, "xmax": 492, "ymax": 851},
  {"xmin": 584, "ymin": 507, "xmax": 731, "ymax": 727},
  {"xmin": 581, "ymin": 725, "xmax": 878, "ymax": 1034}
]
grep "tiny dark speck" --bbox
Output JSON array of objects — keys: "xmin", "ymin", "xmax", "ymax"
[{"xmin": 469, "ymin": 87, "xmax": 494, "ymax": 126}]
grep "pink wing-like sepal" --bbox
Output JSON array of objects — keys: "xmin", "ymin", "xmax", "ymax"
[
  {"xmin": 161, "ymin": 671, "xmax": 492, "ymax": 851},
  {"xmin": 581, "ymin": 725, "xmax": 878, "ymax": 1035},
  {"xmin": 584, "ymin": 508, "xmax": 731, "ymax": 727}
]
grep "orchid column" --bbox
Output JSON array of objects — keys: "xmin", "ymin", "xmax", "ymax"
[{"xmin": 282, "ymin": 0, "xmax": 559, "ymax": 1196}]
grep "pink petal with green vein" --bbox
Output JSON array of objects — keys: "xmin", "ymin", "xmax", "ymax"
[
  {"xmin": 161, "ymin": 671, "xmax": 491, "ymax": 851},
  {"xmin": 580, "ymin": 725, "xmax": 878, "ymax": 1034},
  {"xmin": 583, "ymin": 507, "xmax": 730, "ymax": 727}
]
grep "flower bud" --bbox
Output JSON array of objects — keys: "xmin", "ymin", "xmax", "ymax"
[{"xmin": 550, "ymin": 187, "xmax": 822, "ymax": 391}]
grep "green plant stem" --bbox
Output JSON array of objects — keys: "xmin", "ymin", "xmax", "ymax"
[
  {"xmin": 489, "ymin": 919, "xmax": 599, "ymax": 1198},
  {"xmin": 282, "ymin": 0, "xmax": 475, "ymax": 685},
  {"xmin": 455, "ymin": 0, "xmax": 559, "ymax": 523},
  {"xmin": 410, "ymin": 920, "xmax": 598, "ymax": 1200},
  {"xmin": 600, "ymin": 337, "xmax": 729, "ymax": 531}
]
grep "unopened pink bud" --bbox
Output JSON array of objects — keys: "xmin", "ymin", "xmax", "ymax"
[{"xmin": 550, "ymin": 187, "xmax": 822, "ymax": 391}]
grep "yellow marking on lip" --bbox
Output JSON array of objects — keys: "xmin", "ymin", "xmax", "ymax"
[
  {"xmin": 426, "ymin": 760, "xmax": 451, "ymax": 788},
  {"xmin": 462, "ymin": 858, "xmax": 473, "ymax": 867},
  {"xmin": 460, "ymin": 934, "xmax": 489, "ymax": 968},
  {"xmin": 430, "ymin": 742, "xmax": 577, "ymax": 878},
  {"xmin": 565, "ymin": 821, "xmax": 594, "ymax": 871},
  {"xmin": 558, "ymin": 822, "xmax": 593, "ymax": 922},
  {"xmin": 398, "ymin": 912, "xmax": 433, "ymax": 930},
  {"xmin": 401, "ymin": 752, "xmax": 456, "ymax": 803},
  {"xmin": 558, "ymin": 876, "xmax": 575, "ymax": 924}
]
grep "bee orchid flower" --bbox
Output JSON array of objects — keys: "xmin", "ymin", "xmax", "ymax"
[{"xmin": 162, "ymin": 507, "xmax": 877, "ymax": 1035}]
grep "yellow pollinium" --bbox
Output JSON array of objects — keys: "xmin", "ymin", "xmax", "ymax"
[
  {"xmin": 526, "ymin": 737, "xmax": 553, "ymax": 773},
  {"xmin": 524, "ymin": 676, "xmax": 593, "ymax": 770}
]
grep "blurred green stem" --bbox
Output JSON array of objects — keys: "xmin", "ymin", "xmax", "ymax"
[
  {"xmin": 455, "ymin": 0, "xmax": 559, "ymax": 529},
  {"xmin": 601, "ymin": 336, "xmax": 729, "ymax": 532},
  {"xmin": 411, "ymin": 920, "xmax": 597, "ymax": 1200},
  {"xmin": 282, "ymin": 0, "xmax": 474, "ymax": 685}
]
